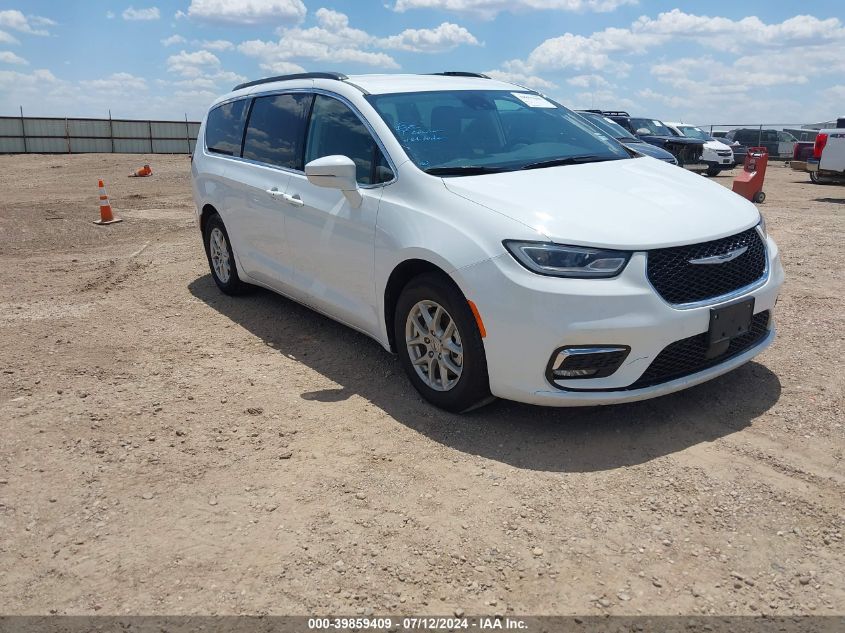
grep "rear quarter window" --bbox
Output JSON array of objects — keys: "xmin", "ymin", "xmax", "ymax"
[{"xmin": 205, "ymin": 99, "xmax": 249, "ymax": 156}]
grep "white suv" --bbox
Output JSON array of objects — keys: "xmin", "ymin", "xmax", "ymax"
[
  {"xmin": 665, "ymin": 122, "xmax": 735, "ymax": 176},
  {"xmin": 191, "ymin": 71, "xmax": 784, "ymax": 412}
]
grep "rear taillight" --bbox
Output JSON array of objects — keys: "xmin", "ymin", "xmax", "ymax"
[{"xmin": 813, "ymin": 133, "xmax": 828, "ymax": 159}]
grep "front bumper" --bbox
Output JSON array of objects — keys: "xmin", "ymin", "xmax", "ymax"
[{"xmin": 456, "ymin": 235, "xmax": 784, "ymax": 407}]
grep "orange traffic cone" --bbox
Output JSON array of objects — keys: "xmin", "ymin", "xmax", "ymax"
[
  {"xmin": 94, "ymin": 179, "xmax": 122, "ymax": 225},
  {"xmin": 129, "ymin": 164, "xmax": 152, "ymax": 177}
]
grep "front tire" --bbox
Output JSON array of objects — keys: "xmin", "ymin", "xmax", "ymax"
[
  {"xmin": 394, "ymin": 273, "xmax": 491, "ymax": 413},
  {"xmin": 203, "ymin": 213, "xmax": 249, "ymax": 295},
  {"xmin": 706, "ymin": 165, "xmax": 721, "ymax": 177}
]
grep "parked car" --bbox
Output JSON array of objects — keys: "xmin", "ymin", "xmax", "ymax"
[
  {"xmin": 576, "ymin": 110, "xmax": 678, "ymax": 164},
  {"xmin": 790, "ymin": 141, "xmax": 816, "ymax": 173},
  {"xmin": 192, "ymin": 71, "xmax": 783, "ymax": 412},
  {"xmin": 723, "ymin": 139, "xmax": 748, "ymax": 167},
  {"xmin": 599, "ymin": 111, "xmax": 707, "ymax": 170},
  {"xmin": 725, "ymin": 129, "xmax": 797, "ymax": 158},
  {"xmin": 806, "ymin": 127, "xmax": 845, "ymax": 183},
  {"xmin": 664, "ymin": 122, "xmax": 734, "ymax": 176}
]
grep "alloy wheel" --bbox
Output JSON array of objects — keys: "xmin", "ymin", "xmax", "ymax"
[
  {"xmin": 209, "ymin": 227, "xmax": 231, "ymax": 283},
  {"xmin": 405, "ymin": 300, "xmax": 463, "ymax": 392}
]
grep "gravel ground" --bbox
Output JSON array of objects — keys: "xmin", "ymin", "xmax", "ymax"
[{"xmin": 0, "ymin": 154, "xmax": 842, "ymax": 616}]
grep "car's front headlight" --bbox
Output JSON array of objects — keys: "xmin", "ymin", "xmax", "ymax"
[{"xmin": 503, "ymin": 241, "xmax": 631, "ymax": 278}]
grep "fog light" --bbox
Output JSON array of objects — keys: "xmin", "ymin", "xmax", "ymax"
[
  {"xmin": 546, "ymin": 345, "xmax": 630, "ymax": 385},
  {"xmin": 554, "ymin": 367, "xmax": 598, "ymax": 378}
]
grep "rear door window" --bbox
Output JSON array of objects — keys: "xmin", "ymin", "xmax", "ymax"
[
  {"xmin": 305, "ymin": 95, "xmax": 392, "ymax": 185},
  {"xmin": 205, "ymin": 99, "xmax": 249, "ymax": 156},
  {"xmin": 242, "ymin": 93, "xmax": 313, "ymax": 169}
]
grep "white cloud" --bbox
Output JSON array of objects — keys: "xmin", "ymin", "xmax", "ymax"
[
  {"xmin": 164, "ymin": 50, "xmax": 246, "ymax": 98},
  {"xmin": 0, "ymin": 10, "xmax": 54, "ymax": 35},
  {"xmin": 197, "ymin": 39, "xmax": 234, "ymax": 51},
  {"xmin": 500, "ymin": 10, "xmax": 845, "ymax": 79},
  {"xmin": 0, "ymin": 30, "xmax": 20, "ymax": 45},
  {"xmin": 393, "ymin": 0, "xmax": 636, "ymax": 20},
  {"xmin": 167, "ymin": 49, "xmax": 221, "ymax": 77},
  {"xmin": 631, "ymin": 11, "xmax": 845, "ymax": 54},
  {"xmin": 81, "ymin": 72, "xmax": 148, "ymax": 93},
  {"xmin": 0, "ymin": 50, "xmax": 27, "ymax": 65},
  {"xmin": 186, "ymin": 0, "xmax": 306, "ymax": 26},
  {"xmin": 379, "ymin": 22, "xmax": 479, "ymax": 53},
  {"xmin": 483, "ymin": 69, "xmax": 556, "ymax": 91},
  {"xmin": 257, "ymin": 60, "xmax": 306, "ymax": 74},
  {"xmin": 566, "ymin": 74, "xmax": 611, "ymax": 88},
  {"xmin": 122, "ymin": 6, "xmax": 161, "ymax": 21},
  {"xmin": 161, "ymin": 34, "xmax": 187, "ymax": 46},
  {"xmin": 238, "ymin": 9, "xmax": 400, "ymax": 69}
]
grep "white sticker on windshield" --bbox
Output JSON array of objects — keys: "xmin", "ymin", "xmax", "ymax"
[{"xmin": 512, "ymin": 92, "xmax": 556, "ymax": 108}]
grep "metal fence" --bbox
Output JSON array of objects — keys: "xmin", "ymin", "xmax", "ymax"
[{"xmin": 0, "ymin": 113, "xmax": 201, "ymax": 154}]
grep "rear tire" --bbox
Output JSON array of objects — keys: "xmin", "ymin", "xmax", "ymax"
[
  {"xmin": 394, "ymin": 273, "xmax": 492, "ymax": 413},
  {"xmin": 203, "ymin": 213, "xmax": 250, "ymax": 295}
]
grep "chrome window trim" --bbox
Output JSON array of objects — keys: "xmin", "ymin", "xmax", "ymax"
[
  {"xmin": 646, "ymin": 224, "xmax": 770, "ymax": 311},
  {"xmin": 202, "ymin": 88, "xmax": 398, "ymax": 190}
]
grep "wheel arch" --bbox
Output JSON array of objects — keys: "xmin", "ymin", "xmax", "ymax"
[
  {"xmin": 383, "ymin": 258, "xmax": 460, "ymax": 353},
  {"xmin": 199, "ymin": 203, "xmax": 218, "ymax": 235}
]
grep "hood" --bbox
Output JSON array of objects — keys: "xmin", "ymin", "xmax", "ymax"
[
  {"xmin": 704, "ymin": 139, "xmax": 732, "ymax": 151},
  {"xmin": 640, "ymin": 135, "xmax": 705, "ymax": 148},
  {"xmin": 442, "ymin": 157, "xmax": 760, "ymax": 250},
  {"xmin": 624, "ymin": 139, "xmax": 676, "ymax": 161}
]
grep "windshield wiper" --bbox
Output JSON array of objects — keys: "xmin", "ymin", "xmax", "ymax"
[
  {"xmin": 520, "ymin": 155, "xmax": 623, "ymax": 170},
  {"xmin": 424, "ymin": 166, "xmax": 507, "ymax": 176}
]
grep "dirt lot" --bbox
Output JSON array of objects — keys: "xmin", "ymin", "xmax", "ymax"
[{"xmin": 0, "ymin": 154, "xmax": 842, "ymax": 617}]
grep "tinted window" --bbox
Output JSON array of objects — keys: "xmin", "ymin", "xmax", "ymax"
[
  {"xmin": 205, "ymin": 99, "xmax": 248, "ymax": 156},
  {"xmin": 579, "ymin": 112, "xmax": 634, "ymax": 140},
  {"xmin": 243, "ymin": 93, "xmax": 312, "ymax": 169},
  {"xmin": 305, "ymin": 95, "xmax": 392, "ymax": 185}
]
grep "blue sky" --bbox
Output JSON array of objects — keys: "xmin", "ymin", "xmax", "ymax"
[{"xmin": 1, "ymin": 0, "xmax": 843, "ymax": 124}]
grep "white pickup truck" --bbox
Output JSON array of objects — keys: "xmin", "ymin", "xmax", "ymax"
[{"xmin": 807, "ymin": 128, "xmax": 845, "ymax": 183}]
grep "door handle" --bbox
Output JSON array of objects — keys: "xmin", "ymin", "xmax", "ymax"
[
  {"xmin": 265, "ymin": 188, "xmax": 284, "ymax": 198},
  {"xmin": 281, "ymin": 193, "xmax": 305, "ymax": 207}
]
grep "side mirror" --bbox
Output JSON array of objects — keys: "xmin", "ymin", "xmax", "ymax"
[
  {"xmin": 635, "ymin": 128, "xmax": 651, "ymax": 136},
  {"xmin": 305, "ymin": 155, "xmax": 362, "ymax": 207}
]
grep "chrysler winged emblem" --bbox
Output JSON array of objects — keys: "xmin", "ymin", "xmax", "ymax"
[{"xmin": 688, "ymin": 245, "xmax": 748, "ymax": 265}]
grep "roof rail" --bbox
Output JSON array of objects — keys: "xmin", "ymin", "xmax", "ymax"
[
  {"xmin": 233, "ymin": 72, "xmax": 348, "ymax": 91},
  {"xmin": 579, "ymin": 109, "xmax": 605, "ymax": 115},
  {"xmin": 431, "ymin": 71, "xmax": 490, "ymax": 79},
  {"xmin": 601, "ymin": 110, "xmax": 630, "ymax": 117}
]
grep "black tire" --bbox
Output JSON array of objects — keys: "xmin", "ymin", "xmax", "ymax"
[
  {"xmin": 706, "ymin": 165, "xmax": 720, "ymax": 177},
  {"xmin": 202, "ymin": 213, "xmax": 250, "ymax": 295},
  {"xmin": 394, "ymin": 272, "xmax": 492, "ymax": 413},
  {"xmin": 753, "ymin": 191, "xmax": 766, "ymax": 203}
]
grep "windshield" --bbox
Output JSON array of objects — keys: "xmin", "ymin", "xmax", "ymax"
[
  {"xmin": 629, "ymin": 118, "xmax": 674, "ymax": 137},
  {"xmin": 677, "ymin": 125, "xmax": 711, "ymax": 141},
  {"xmin": 366, "ymin": 90, "xmax": 629, "ymax": 173},
  {"xmin": 579, "ymin": 112, "xmax": 636, "ymax": 140}
]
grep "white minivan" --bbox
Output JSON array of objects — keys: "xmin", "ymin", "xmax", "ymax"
[{"xmin": 191, "ymin": 71, "xmax": 784, "ymax": 412}]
